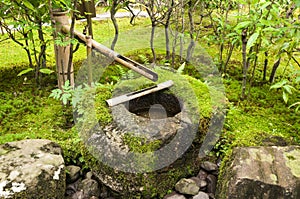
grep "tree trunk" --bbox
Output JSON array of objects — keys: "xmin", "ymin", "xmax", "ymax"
[
  {"xmin": 219, "ymin": 43, "xmax": 224, "ymax": 71},
  {"xmin": 263, "ymin": 51, "xmax": 268, "ymax": 82},
  {"xmin": 224, "ymin": 43, "xmax": 234, "ymax": 74},
  {"xmin": 186, "ymin": 1, "xmax": 195, "ymax": 62},
  {"xmin": 171, "ymin": 31, "xmax": 178, "ymax": 68},
  {"xmin": 23, "ymin": 33, "xmax": 33, "ymax": 69},
  {"xmin": 68, "ymin": 0, "xmax": 77, "ymax": 85},
  {"xmin": 165, "ymin": 25, "xmax": 170, "ymax": 60},
  {"xmin": 83, "ymin": 0, "xmax": 93, "ymax": 37},
  {"xmin": 150, "ymin": 24, "xmax": 156, "ymax": 64},
  {"xmin": 37, "ymin": 22, "xmax": 47, "ymax": 86},
  {"xmin": 110, "ymin": 0, "xmax": 119, "ymax": 50},
  {"xmin": 269, "ymin": 57, "xmax": 281, "ymax": 83},
  {"xmin": 241, "ymin": 29, "xmax": 248, "ymax": 99},
  {"xmin": 164, "ymin": 0, "xmax": 174, "ymax": 60}
]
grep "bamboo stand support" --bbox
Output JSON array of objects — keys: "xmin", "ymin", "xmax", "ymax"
[{"xmin": 52, "ymin": 11, "xmax": 74, "ymax": 90}]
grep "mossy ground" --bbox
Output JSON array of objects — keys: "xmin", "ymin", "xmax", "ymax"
[{"xmin": 0, "ymin": 14, "xmax": 299, "ymax": 198}]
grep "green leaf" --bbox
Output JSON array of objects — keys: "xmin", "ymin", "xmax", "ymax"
[
  {"xmin": 23, "ymin": 0, "xmax": 35, "ymax": 11},
  {"xmin": 283, "ymin": 85, "xmax": 294, "ymax": 95},
  {"xmin": 260, "ymin": 2, "xmax": 272, "ymax": 10},
  {"xmin": 295, "ymin": 76, "xmax": 300, "ymax": 83},
  {"xmin": 39, "ymin": 68, "xmax": 54, "ymax": 75},
  {"xmin": 62, "ymin": 97, "xmax": 68, "ymax": 105},
  {"xmin": 62, "ymin": 80, "xmax": 70, "ymax": 90},
  {"xmin": 247, "ymin": 33, "xmax": 259, "ymax": 50},
  {"xmin": 235, "ymin": 21, "xmax": 252, "ymax": 30},
  {"xmin": 177, "ymin": 62, "xmax": 185, "ymax": 74},
  {"xmin": 49, "ymin": 89, "xmax": 62, "ymax": 100},
  {"xmin": 270, "ymin": 80, "xmax": 288, "ymax": 89},
  {"xmin": 283, "ymin": 91, "xmax": 288, "ymax": 103},
  {"xmin": 281, "ymin": 42, "xmax": 290, "ymax": 51},
  {"xmin": 289, "ymin": 102, "xmax": 300, "ymax": 112},
  {"xmin": 17, "ymin": 68, "xmax": 34, "ymax": 76}
]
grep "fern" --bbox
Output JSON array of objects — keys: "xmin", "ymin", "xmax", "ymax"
[{"xmin": 138, "ymin": 54, "xmax": 149, "ymax": 65}]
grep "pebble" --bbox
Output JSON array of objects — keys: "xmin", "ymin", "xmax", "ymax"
[
  {"xmin": 163, "ymin": 192, "xmax": 187, "ymax": 199},
  {"xmin": 66, "ymin": 165, "xmax": 81, "ymax": 183},
  {"xmin": 206, "ymin": 174, "xmax": 217, "ymax": 194},
  {"xmin": 200, "ymin": 161, "xmax": 218, "ymax": 172},
  {"xmin": 175, "ymin": 178, "xmax": 200, "ymax": 195},
  {"xmin": 192, "ymin": 191, "xmax": 210, "ymax": 199},
  {"xmin": 65, "ymin": 160, "xmax": 220, "ymax": 199},
  {"xmin": 79, "ymin": 178, "xmax": 100, "ymax": 198},
  {"xmin": 197, "ymin": 169, "xmax": 208, "ymax": 180}
]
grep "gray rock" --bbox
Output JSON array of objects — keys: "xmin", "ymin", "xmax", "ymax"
[
  {"xmin": 86, "ymin": 171, "xmax": 93, "ymax": 179},
  {"xmin": 78, "ymin": 178, "xmax": 100, "ymax": 198},
  {"xmin": 199, "ymin": 181, "xmax": 208, "ymax": 190},
  {"xmin": 86, "ymin": 75, "xmax": 206, "ymax": 197},
  {"xmin": 197, "ymin": 169, "xmax": 208, "ymax": 180},
  {"xmin": 71, "ymin": 190, "xmax": 84, "ymax": 199},
  {"xmin": 217, "ymin": 146, "xmax": 300, "ymax": 199},
  {"xmin": 207, "ymin": 193, "xmax": 215, "ymax": 199},
  {"xmin": 66, "ymin": 165, "xmax": 81, "ymax": 183},
  {"xmin": 175, "ymin": 178, "xmax": 200, "ymax": 195},
  {"xmin": 190, "ymin": 177, "xmax": 207, "ymax": 189},
  {"xmin": 0, "ymin": 139, "xmax": 65, "ymax": 199},
  {"xmin": 66, "ymin": 179, "xmax": 81, "ymax": 196},
  {"xmin": 206, "ymin": 174, "xmax": 217, "ymax": 194},
  {"xmin": 192, "ymin": 191, "xmax": 210, "ymax": 199},
  {"xmin": 200, "ymin": 161, "xmax": 218, "ymax": 172},
  {"xmin": 163, "ymin": 192, "xmax": 186, "ymax": 199}
]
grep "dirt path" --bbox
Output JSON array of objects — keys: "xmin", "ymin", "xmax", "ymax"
[{"xmin": 79, "ymin": 9, "xmax": 149, "ymax": 22}]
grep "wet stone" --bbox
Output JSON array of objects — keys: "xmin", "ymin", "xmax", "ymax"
[
  {"xmin": 66, "ymin": 165, "xmax": 81, "ymax": 183},
  {"xmin": 86, "ymin": 171, "xmax": 93, "ymax": 179},
  {"xmin": 192, "ymin": 191, "xmax": 210, "ymax": 199},
  {"xmin": 197, "ymin": 169, "xmax": 208, "ymax": 181},
  {"xmin": 200, "ymin": 161, "xmax": 218, "ymax": 172},
  {"xmin": 163, "ymin": 192, "xmax": 187, "ymax": 199},
  {"xmin": 175, "ymin": 178, "xmax": 200, "ymax": 195},
  {"xmin": 78, "ymin": 178, "xmax": 100, "ymax": 198},
  {"xmin": 206, "ymin": 174, "xmax": 217, "ymax": 194},
  {"xmin": 189, "ymin": 177, "xmax": 204, "ymax": 188}
]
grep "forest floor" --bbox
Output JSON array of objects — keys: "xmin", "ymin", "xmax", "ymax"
[{"xmin": 0, "ymin": 17, "xmax": 299, "ymax": 166}]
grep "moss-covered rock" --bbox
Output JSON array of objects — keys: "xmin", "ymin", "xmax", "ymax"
[
  {"xmin": 79, "ymin": 67, "xmax": 219, "ymax": 198},
  {"xmin": 216, "ymin": 146, "xmax": 300, "ymax": 199},
  {"xmin": 0, "ymin": 139, "xmax": 65, "ymax": 199}
]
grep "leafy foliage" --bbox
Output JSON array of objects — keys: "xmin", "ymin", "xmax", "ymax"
[{"xmin": 271, "ymin": 70, "xmax": 300, "ymax": 111}]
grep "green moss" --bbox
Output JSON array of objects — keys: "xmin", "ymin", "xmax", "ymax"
[
  {"xmin": 122, "ymin": 133, "xmax": 161, "ymax": 153},
  {"xmin": 284, "ymin": 149, "xmax": 300, "ymax": 178},
  {"xmin": 82, "ymin": 67, "xmax": 211, "ymax": 198},
  {"xmin": 94, "ymin": 85, "xmax": 114, "ymax": 125}
]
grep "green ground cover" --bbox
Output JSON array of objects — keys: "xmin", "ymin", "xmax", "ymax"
[{"xmin": 0, "ymin": 16, "xmax": 299, "ymax": 167}]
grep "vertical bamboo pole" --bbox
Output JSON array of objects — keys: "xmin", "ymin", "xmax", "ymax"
[
  {"xmin": 52, "ymin": 11, "xmax": 74, "ymax": 90},
  {"xmin": 86, "ymin": 35, "xmax": 93, "ymax": 86}
]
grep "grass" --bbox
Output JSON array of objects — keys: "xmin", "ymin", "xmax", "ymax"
[
  {"xmin": 0, "ymin": 17, "xmax": 152, "ymax": 165},
  {"xmin": 0, "ymin": 13, "xmax": 299, "ymax": 180}
]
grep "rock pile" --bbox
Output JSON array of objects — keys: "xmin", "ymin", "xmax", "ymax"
[
  {"xmin": 65, "ymin": 165, "xmax": 102, "ymax": 199},
  {"xmin": 2, "ymin": 140, "xmax": 300, "ymax": 199},
  {"xmin": 164, "ymin": 161, "xmax": 219, "ymax": 199}
]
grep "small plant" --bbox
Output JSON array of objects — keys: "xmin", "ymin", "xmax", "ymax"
[
  {"xmin": 270, "ymin": 71, "xmax": 300, "ymax": 112},
  {"xmin": 50, "ymin": 80, "xmax": 74, "ymax": 105},
  {"xmin": 176, "ymin": 62, "xmax": 185, "ymax": 75},
  {"xmin": 138, "ymin": 54, "xmax": 150, "ymax": 65}
]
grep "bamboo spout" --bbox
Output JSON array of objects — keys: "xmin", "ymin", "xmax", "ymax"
[{"xmin": 61, "ymin": 25, "xmax": 158, "ymax": 82}]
